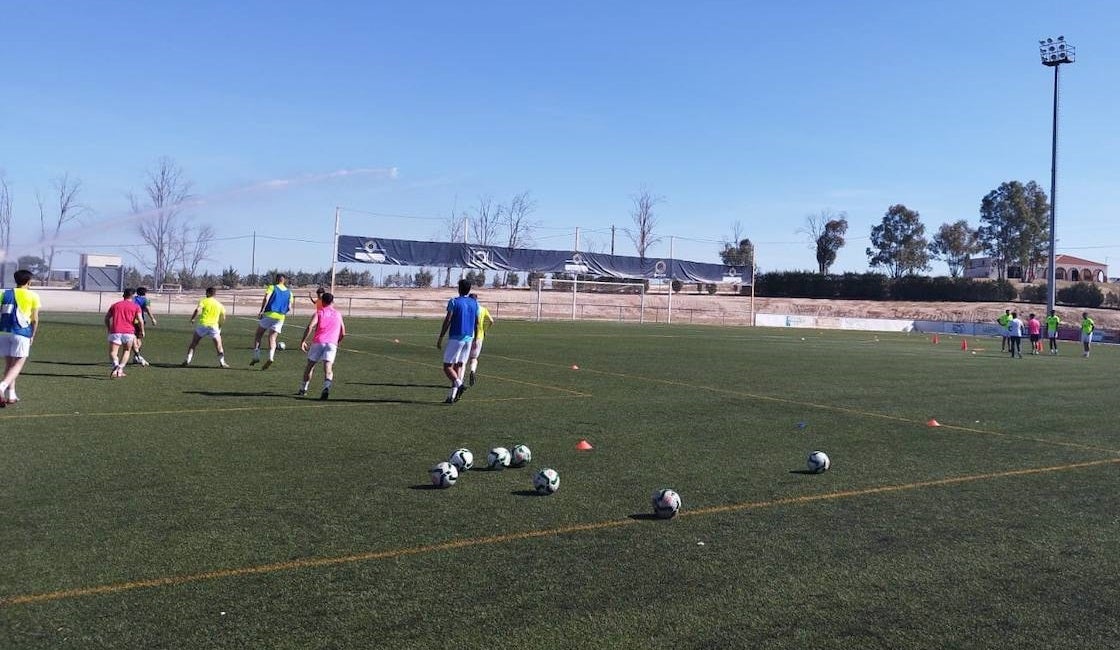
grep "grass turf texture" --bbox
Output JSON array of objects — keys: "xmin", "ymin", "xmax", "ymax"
[{"xmin": 2, "ymin": 313, "xmax": 1119, "ymax": 648}]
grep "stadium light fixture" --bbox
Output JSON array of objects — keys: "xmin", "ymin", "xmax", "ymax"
[{"xmin": 1039, "ymin": 36, "xmax": 1075, "ymax": 316}]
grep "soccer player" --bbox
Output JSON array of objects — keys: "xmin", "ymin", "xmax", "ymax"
[
  {"xmin": 130, "ymin": 286, "xmax": 157, "ymax": 366},
  {"xmin": 1045, "ymin": 310, "xmax": 1061, "ymax": 355},
  {"xmin": 0, "ymin": 269, "xmax": 42, "ymax": 406},
  {"xmin": 308, "ymin": 286, "xmax": 326, "ymax": 310},
  {"xmin": 105, "ymin": 288, "xmax": 144, "ymax": 378},
  {"xmin": 436, "ymin": 279, "xmax": 479, "ymax": 403},
  {"xmin": 1027, "ymin": 313, "xmax": 1042, "ymax": 355},
  {"xmin": 467, "ymin": 292, "xmax": 494, "ymax": 386},
  {"xmin": 251, "ymin": 273, "xmax": 292, "ymax": 369},
  {"xmin": 297, "ymin": 292, "xmax": 345, "ymax": 400},
  {"xmin": 1080, "ymin": 312, "xmax": 1095, "ymax": 358},
  {"xmin": 997, "ymin": 309, "xmax": 1011, "ymax": 351},
  {"xmin": 1006, "ymin": 311, "xmax": 1023, "ymax": 359},
  {"xmin": 184, "ymin": 287, "xmax": 230, "ymax": 368}
]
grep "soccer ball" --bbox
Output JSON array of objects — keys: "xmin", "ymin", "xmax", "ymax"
[
  {"xmin": 449, "ymin": 448, "xmax": 474, "ymax": 472},
  {"xmin": 533, "ymin": 468, "xmax": 560, "ymax": 494},
  {"xmin": 487, "ymin": 447, "xmax": 511, "ymax": 470},
  {"xmin": 277, "ymin": 341, "xmax": 286, "ymax": 351},
  {"xmin": 510, "ymin": 444, "xmax": 532, "ymax": 467},
  {"xmin": 807, "ymin": 451, "xmax": 831, "ymax": 474},
  {"xmin": 652, "ymin": 489, "xmax": 681, "ymax": 519},
  {"xmin": 429, "ymin": 461, "xmax": 458, "ymax": 488}
]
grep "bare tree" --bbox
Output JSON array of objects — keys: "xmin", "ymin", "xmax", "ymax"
[
  {"xmin": 175, "ymin": 222, "xmax": 216, "ymax": 284},
  {"xmin": 0, "ymin": 172, "xmax": 11, "ymax": 262},
  {"xmin": 37, "ymin": 173, "xmax": 88, "ymax": 280},
  {"xmin": 132, "ymin": 157, "xmax": 194, "ymax": 288},
  {"xmin": 470, "ymin": 195, "xmax": 502, "ymax": 246},
  {"xmin": 503, "ymin": 191, "xmax": 537, "ymax": 249},
  {"xmin": 439, "ymin": 198, "xmax": 469, "ymax": 287},
  {"xmin": 626, "ymin": 187, "xmax": 663, "ymax": 260}
]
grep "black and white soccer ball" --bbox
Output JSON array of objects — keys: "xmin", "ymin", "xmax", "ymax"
[
  {"xmin": 652, "ymin": 489, "xmax": 681, "ymax": 519},
  {"xmin": 429, "ymin": 461, "xmax": 458, "ymax": 488},
  {"xmin": 449, "ymin": 448, "xmax": 474, "ymax": 472},
  {"xmin": 807, "ymin": 451, "xmax": 831, "ymax": 474},
  {"xmin": 533, "ymin": 468, "xmax": 560, "ymax": 494},
  {"xmin": 487, "ymin": 447, "xmax": 511, "ymax": 470},
  {"xmin": 510, "ymin": 444, "xmax": 532, "ymax": 467}
]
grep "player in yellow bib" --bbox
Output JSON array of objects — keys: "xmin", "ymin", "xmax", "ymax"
[
  {"xmin": 996, "ymin": 309, "xmax": 1011, "ymax": 351},
  {"xmin": 467, "ymin": 293, "xmax": 494, "ymax": 387},
  {"xmin": 1080, "ymin": 312, "xmax": 1095, "ymax": 358},
  {"xmin": 183, "ymin": 287, "xmax": 230, "ymax": 368},
  {"xmin": 1045, "ymin": 310, "xmax": 1061, "ymax": 355}
]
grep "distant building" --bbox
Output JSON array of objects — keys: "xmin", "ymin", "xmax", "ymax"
[{"xmin": 964, "ymin": 254, "xmax": 1108, "ymax": 282}]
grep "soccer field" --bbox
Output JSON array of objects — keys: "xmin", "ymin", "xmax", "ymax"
[{"xmin": 2, "ymin": 313, "xmax": 1119, "ymax": 649}]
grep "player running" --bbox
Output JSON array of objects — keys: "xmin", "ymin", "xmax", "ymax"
[
  {"xmin": 1080, "ymin": 312, "xmax": 1095, "ymax": 358},
  {"xmin": 251, "ymin": 273, "xmax": 292, "ymax": 369},
  {"xmin": 297, "ymin": 292, "xmax": 345, "ymax": 400},
  {"xmin": 467, "ymin": 292, "xmax": 494, "ymax": 386},
  {"xmin": 105, "ymin": 288, "xmax": 144, "ymax": 378},
  {"xmin": 436, "ymin": 279, "xmax": 479, "ymax": 404},
  {"xmin": 130, "ymin": 286, "xmax": 157, "ymax": 366},
  {"xmin": 0, "ymin": 269, "xmax": 42, "ymax": 406}
]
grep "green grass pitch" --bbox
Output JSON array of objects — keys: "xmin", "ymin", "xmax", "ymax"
[{"xmin": 2, "ymin": 312, "xmax": 1119, "ymax": 648}]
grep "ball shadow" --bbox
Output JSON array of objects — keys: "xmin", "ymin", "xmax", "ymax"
[
  {"xmin": 510, "ymin": 489, "xmax": 545, "ymax": 497},
  {"xmin": 789, "ymin": 469, "xmax": 820, "ymax": 475},
  {"xmin": 408, "ymin": 484, "xmax": 442, "ymax": 490},
  {"xmin": 627, "ymin": 513, "xmax": 663, "ymax": 521}
]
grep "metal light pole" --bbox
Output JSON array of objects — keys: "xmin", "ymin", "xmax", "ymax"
[{"xmin": 1040, "ymin": 36, "xmax": 1075, "ymax": 316}]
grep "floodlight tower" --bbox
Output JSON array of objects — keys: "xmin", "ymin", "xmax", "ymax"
[{"xmin": 1039, "ymin": 36, "xmax": 1075, "ymax": 315}]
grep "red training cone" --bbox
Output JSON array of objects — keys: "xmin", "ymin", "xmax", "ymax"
[
  {"xmin": 575, "ymin": 439, "xmax": 594, "ymax": 451},
  {"xmin": 927, "ymin": 419, "xmax": 941, "ymax": 427},
  {"xmin": 960, "ymin": 339, "xmax": 968, "ymax": 351}
]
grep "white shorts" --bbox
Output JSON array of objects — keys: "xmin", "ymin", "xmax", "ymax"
[
  {"xmin": 259, "ymin": 316, "xmax": 284, "ymax": 333},
  {"xmin": 0, "ymin": 334, "xmax": 32, "ymax": 358},
  {"xmin": 1081, "ymin": 332, "xmax": 1093, "ymax": 344},
  {"xmin": 195, "ymin": 325, "xmax": 221, "ymax": 339},
  {"xmin": 307, "ymin": 342, "xmax": 338, "ymax": 363},
  {"xmin": 469, "ymin": 339, "xmax": 484, "ymax": 360},
  {"xmin": 443, "ymin": 337, "xmax": 473, "ymax": 365},
  {"xmin": 108, "ymin": 333, "xmax": 136, "ymax": 346}
]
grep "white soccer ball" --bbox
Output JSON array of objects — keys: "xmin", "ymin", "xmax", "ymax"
[
  {"xmin": 533, "ymin": 468, "xmax": 560, "ymax": 494},
  {"xmin": 277, "ymin": 341, "xmax": 286, "ymax": 351},
  {"xmin": 487, "ymin": 447, "xmax": 511, "ymax": 470},
  {"xmin": 449, "ymin": 448, "xmax": 474, "ymax": 472},
  {"xmin": 510, "ymin": 444, "xmax": 532, "ymax": 467},
  {"xmin": 652, "ymin": 489, "xmax": 681, "ymax": 519},
  {"xmin": 807, "ymin": 451, "xmax": 831, "ymax": 474},
  {"xmin": 429, "ymin": 461, "xmax": 458, "ymax": 488}
]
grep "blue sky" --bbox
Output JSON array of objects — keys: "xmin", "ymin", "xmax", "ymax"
[{"xmin": 3, "ymin": 1, "xmax": 1118, "ymax": 278}]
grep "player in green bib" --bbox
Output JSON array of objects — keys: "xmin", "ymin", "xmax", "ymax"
[
  {"xmin": 1045, "ymin": 310, "xmax": 1061, "ymax": 355},
  {"xmin": 1080, "ymin": 312, "xmax": 1095, "ymax": 358},
  {"xmin": 996, "ymin": 309, "xmax": 1011, "ymax": 351}
]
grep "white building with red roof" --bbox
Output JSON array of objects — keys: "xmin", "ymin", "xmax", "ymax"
[{"xmin": 964, "ymin": 254, "xmax": 1108, "ymax": 282}]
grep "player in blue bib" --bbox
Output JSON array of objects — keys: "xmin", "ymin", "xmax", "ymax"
[{"xmin": 436, "ymin": 279, "xmax": 479, "ymax": 403}]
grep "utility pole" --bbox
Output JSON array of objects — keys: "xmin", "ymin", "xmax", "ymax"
[{"xmin": 610, "ymin": 225, "xmax": 616, "ymax": 255}]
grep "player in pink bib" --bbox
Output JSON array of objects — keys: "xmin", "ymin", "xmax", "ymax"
[{"xmin": 298, "ymin": 292, "xmax": 345, "ymax": 400}]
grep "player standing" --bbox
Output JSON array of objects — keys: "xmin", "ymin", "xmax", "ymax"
[
  {"xmin": 467, "ymin": 292, "xmax": 494, "ymax": 386},
  {"xmin": 251, "ymin": 273, "xmax": 292, "ymax": 369},
  {"xmin": 105, "ymin": 288, "xmax": 144, "ymax": 378},
  {"xmin": 436, "ymin": 279, "xmax": 479, "ymax": 404},
  {"xmin": 1045, "ymin": 310, "xmax": 1061, "ymax": 355},
  {"xmin": 1080, "ymin": 312, "xmax": 1095, "ymax": 358},
  {"xmin": 0, "ymin": 269, "xmax": 41, "ymax": 406},
  {"xmin": 1026, "ymin": 313, "xmax": 1042, "ymax": 355},
  {"xmin": 1006, "ymin": 311, "xmax": 1023, "ymax": 359},
  {"xmin": 297, "ymin": 292, "xmax": 345, "ymax": 400},
  {"xmin": 997, "ymin": 309, "xmax": 1011, "ymax": 351},
  {"xmin": 130, "ymin": 286, "xmax": 157, "ymax": 366},
  {"xmin": 183, "ymin": 287, "xmax": 230, "ymax": 368}
]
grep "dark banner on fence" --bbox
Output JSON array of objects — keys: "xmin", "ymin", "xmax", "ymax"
[{"xmin": 336, "ymin": 236, "xmax": 752, "ymax": 285}]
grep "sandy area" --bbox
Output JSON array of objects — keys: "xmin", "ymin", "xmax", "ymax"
[{"xmin": 35, "ymin": 286, "xmax": 1119, "ymax": 329}]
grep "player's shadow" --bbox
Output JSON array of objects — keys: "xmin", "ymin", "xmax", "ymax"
[
  {"xmin": 347, "ymin": 381, "xmax": 448, "ymax": 389},
  {"xmin": 32, "ymin": 360, "xmax": 104, "ymax": 367},
  {"xmin": 627, "ymin": 513, "xmax": 663, "ymax": 521},
  {"xmin": 314, "ymin": 397, "xmax": 434, "ymax": 405},
  {"xmin": 183, "ymin": 390, "xmax": 294, "ymax": 399},
  {"xmin": 20, "ymin": 370, "xmax": 105, "ymax": 382}
]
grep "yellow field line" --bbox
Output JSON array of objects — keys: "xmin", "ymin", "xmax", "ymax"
[{"xmin": 3, "ymin": 457, "xmax": 1115, "ymax": 608}]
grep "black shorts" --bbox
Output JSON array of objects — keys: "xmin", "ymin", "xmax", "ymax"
[{"xmin": 1029, "ymin": 334, "xmax": 1040, "ymax": 343}]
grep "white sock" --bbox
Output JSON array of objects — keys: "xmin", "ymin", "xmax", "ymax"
[
  {"xmin": 300, "ymin": 381, "xmax": 310, "ymax": 391},
  {"xmin": 186, "ymin": 350, "xmax": 194, "ymax": 363},
  {"xmin": 269, "ymin": 347, "xmax": 276, "ymax": 361}
]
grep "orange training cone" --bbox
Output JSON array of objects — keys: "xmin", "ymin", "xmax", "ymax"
[
  {"xmin": 575, "ymin": 439, "xmax": 594, "ymax": 451},
  {"xmin": 927, "ymin": 419, "xmax": 941, "ymax": 427},
  {"xmin": 960, "ymin": 339, "xmax": 968, "ymax": 351},
  {"xmin": 932, "ymin": 334, "xmax": 940, "ymax": 344}
]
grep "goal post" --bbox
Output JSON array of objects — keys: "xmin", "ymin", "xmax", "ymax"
[{"xmin": 533, "ymin": 277, "xmax": 648, "ymax": 323}]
